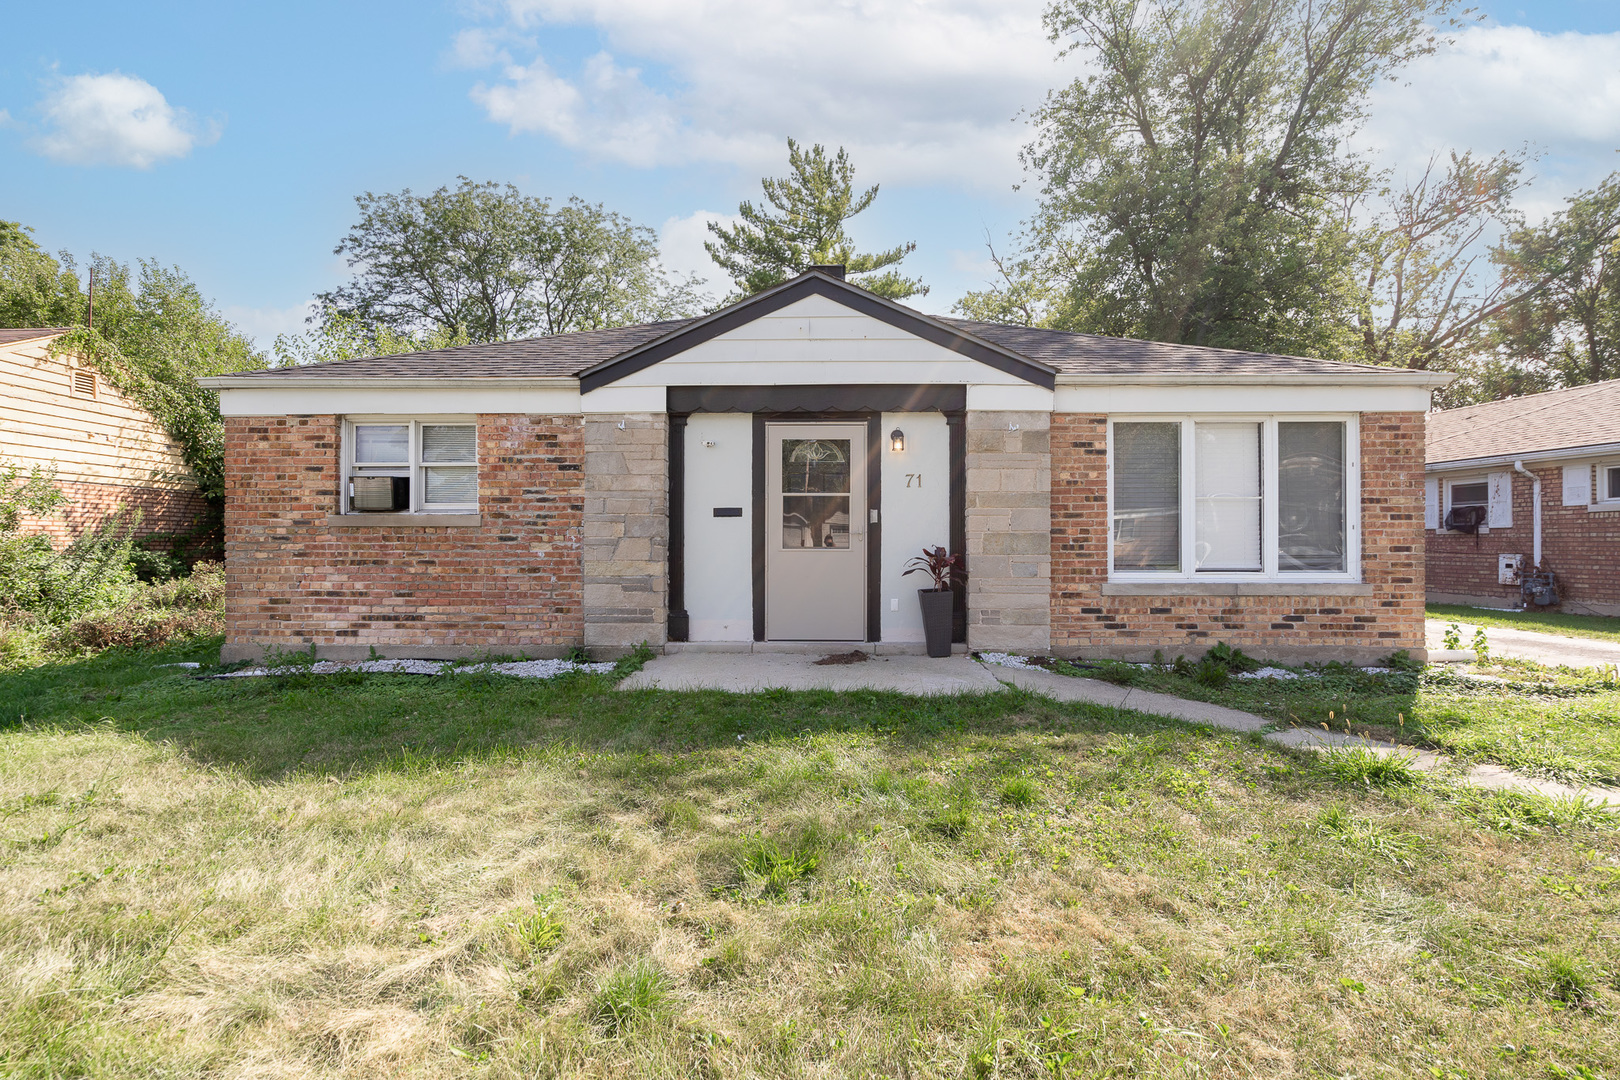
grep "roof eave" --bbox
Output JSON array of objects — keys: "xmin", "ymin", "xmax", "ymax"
[
  {"xmin": 1054, "ymin": 370, "xmax": 1454, "ymax": 388},
  {"xmin": 199, "ymin": 375, "xmax": 582, "ymax": 390},
  {"xmin": 1428, "ymin": 440, "xmax": 1620, "ymax": 472}
]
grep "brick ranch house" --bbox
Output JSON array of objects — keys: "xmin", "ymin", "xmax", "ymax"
[
  {"xmin": 201, "ymin": 268, "xmax": 1449, "ymax": 665},
  {"xmin": 2, "ymin": 327, "xmax": 207, "ymax": 544},
  {"xmin": 1426, "ymin": 378, "xmax": 1620, "ymax": 616}
]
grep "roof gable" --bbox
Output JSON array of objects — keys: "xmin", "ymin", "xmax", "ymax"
[{"xmin": 577, "ymin": 271, "xmax": 1055, "ymax": 393}]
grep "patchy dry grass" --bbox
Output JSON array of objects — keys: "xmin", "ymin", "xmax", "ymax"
[{"xmin": 1, "ymin": 643, "xmax": 1618, "ymax": 1077}]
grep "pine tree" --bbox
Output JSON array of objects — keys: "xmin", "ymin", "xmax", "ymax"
[{"xmin": 706, "ymin": 140, "xmax": 926, "ymax": 301}]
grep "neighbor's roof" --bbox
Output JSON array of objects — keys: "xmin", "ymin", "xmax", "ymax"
[
  {"xmin": 204, "ymin": 272, "xmax": 1441, "ymax": 387},
  {"xmin": 0, "ymin": 327, "xmax": 70, "ymax": 347},
  {"xmin": 1428, "ymin": 378, "xmax": 1620, "ymax": 466}
]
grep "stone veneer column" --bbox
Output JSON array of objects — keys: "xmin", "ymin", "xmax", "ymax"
[
  {"xmin": 582, "ymin": 413, "xmax": 669, "ymax": 654},
  {"xmin": 965, "ymin": 410, "xmax": 1052, "ymax": 652}
]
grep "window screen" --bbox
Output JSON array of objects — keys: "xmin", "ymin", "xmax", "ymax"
[
  {"xmin": 354, "ymin": 425, "xmax": 410, "ymax": 464},
  {"xmin": 1277, "ymin": 421, "xmax": 1346, "ymax": 572},
  {"xmin": 1112, "ymin": 422, "xmax": 1180, "ymax": 571},
  {"xmin": 1450, "ymin": 481, "xmax": 1488, "ymax": 509},
  {"xmin": 1607, "ymin": 466, "xmax": 1620, "ymax": 501},
  {"xmin": 1194, "ymin": 423, "xmax": 1262, "ymax": 572}
]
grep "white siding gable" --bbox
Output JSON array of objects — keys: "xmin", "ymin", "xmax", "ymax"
[{"xmin": 607, "ymin": 294, "xmax": 1030, "ymax": 389}]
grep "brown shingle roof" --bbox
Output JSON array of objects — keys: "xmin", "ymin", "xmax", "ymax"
[
  {"xmin": 939, "ymin": 319, "xmax": 1395, "ymax": 377},
  {"xmin": 1427, "ymin": 379, "xmax": 1620, "ymax": 465},
  {"xmin": 0, "ymin": 327, "xmax": 70, "ymax": 346},
  {"xmin": 225, "ymin": 320, "xmax": 696, "ymax": 380}
]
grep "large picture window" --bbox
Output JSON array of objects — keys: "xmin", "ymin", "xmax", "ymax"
[
  {"xmin": 1110, "ymin": 417, "xmax": 1357, "ymax": 580},
  {"xmin": 342, "ymin": 418, "xmax": 478, "ymax": 513}
]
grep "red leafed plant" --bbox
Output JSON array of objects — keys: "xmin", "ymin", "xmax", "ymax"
[{"xmin": 903, "ymin": 546, "xmax": 966, "ymax": 591}]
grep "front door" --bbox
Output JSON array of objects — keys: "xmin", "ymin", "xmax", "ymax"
[{"xmin": 765, "ymin": 422, "xmax": 867, "ymax": 640}]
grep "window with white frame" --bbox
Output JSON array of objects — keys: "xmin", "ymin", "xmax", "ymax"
[
  {"xmin": 1602, "ymin": 462, "xmax": 1620, "ymax": 505},
  {"xmin": 342, "ymin": 419, "xmax": 478, "ymax": 513},
  {"xmin": 1109, "ymin": 417, "xmax": 1357, "ymax": 580}
]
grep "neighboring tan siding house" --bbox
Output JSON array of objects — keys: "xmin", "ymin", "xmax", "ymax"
[
  {"xmin": 202, "ymin": 269, "xmax": 1449, "ymax": 664},
  {"xmin": 1426, "ymin": 378, "xmax": 1620, "ymax": 616},
  {"xmin": 0, "ymin": 327, "xmax": 207, "ymax": 543}
]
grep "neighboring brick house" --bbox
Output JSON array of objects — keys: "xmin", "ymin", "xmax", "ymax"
[
  {"xmin": 201, "ymin": 268, "xmax": 1448, "ymax": 664},
  {"xmin": 1, "ymin": 327, "xmax": 208, "ymax": 544},
  {"xmin": 1426, "ymin": 379, "xmax": 1620, "ymax": 616}
]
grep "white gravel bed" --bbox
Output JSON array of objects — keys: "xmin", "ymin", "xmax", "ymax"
[{"xmin": 215, "ymin": 658, "xmax": 614, "ymax": 679}]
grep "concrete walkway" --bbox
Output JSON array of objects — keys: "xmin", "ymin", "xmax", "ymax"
[
  {"xmin": 622, "ymin": 651, "xmax": 1619, "ymax": 808},
  {"xmin": 1425, "ymin": 617, "xmax": 1620, "ymax": 670}
]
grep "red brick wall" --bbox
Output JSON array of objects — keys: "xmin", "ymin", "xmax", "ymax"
[
  {"xmin": 1426, "ymin": 464, "xmax": 1620, "ymax": 612},
  {"xmin": 1050, "ymin": 411, "xmax": 1427, "ymax": 663},
  {"xmin": 19, "ymin": 479, "xmax": 208, "ymax": 546},
  {"xmin": 222, "ymin": 414, "xmax": 584, "ymax": 659}
]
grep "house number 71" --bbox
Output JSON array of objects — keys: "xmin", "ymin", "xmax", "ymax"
[{"xmin": 906, "ymin": 473, "xmax": 922, "ymax": 488}]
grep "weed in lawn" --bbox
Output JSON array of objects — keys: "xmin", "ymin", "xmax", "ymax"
[
  {"xmin": 1444, "ymin": 623, "xmax": 1463, "ymax": 650},
  {"xmin": 507, "ymin": 902, "xmax": 565, "ymax": 959},
  {"xmin": 589, "ymin": 959, "xmax": 674, "ymax": 1034},
  {"xmin": 1541, "ymin": 953, "xmax": 1600, "ymax": 1007},
  {"xmin": 998, "ymin": 776, "xmax": 1040, "ymax": 807},
  {"xmin": 1314, "ymin": 745, "xmax": 1419, "ymax": 786},
  {"xmin": 739, "ymin": 837, "xmax": 821, "ymax": 896}
]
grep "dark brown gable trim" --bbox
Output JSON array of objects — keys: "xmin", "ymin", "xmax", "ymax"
[{"xmin": 578, "ymin": 275, "xmax": 1055, "ymax": 393}]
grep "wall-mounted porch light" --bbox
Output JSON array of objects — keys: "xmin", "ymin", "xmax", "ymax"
[{"xmin": 890, "ymin": 428, "xmax": 905, "ymax": 452}]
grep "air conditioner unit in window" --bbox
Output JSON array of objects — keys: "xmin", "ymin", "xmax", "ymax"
[{"xmin": 350, "ymin": 476, "xmax": 409, "ymax": 512}]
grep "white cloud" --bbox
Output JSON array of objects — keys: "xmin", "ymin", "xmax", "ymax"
[
  {"xmin": 1360, "ymin": 25, "xmax": 1620, "ymax": 220},
  {"xmin": 462, "ymin": 0, "xmax": 1067, "ymax": 189},
  {"xmin": 657, "ymin": 209, "xmax": 741, "ymax": 286},
  {"xmin": 32, "ymin": 72, "xmax": 217, "ymax": 169}
]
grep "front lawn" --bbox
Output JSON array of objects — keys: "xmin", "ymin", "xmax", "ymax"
[
  {"xmin": 1427, "ymin": 603, "xmax": 1620, "ymax": 645},
  {"xmin": 1053, "ymin": 656, "xmax": 1620, "ymax": 788},
  {"xmin": 2, "ymin": 640, "xmax": 1618, "ymax": 1079}
]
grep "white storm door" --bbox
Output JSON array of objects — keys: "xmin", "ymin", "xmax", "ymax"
[{"xmin": 765, "ymin": 423, "xmax": 867, "ymax": 640}]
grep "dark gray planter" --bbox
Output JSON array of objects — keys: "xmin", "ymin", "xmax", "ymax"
[{"xmin": 917, "ymin": 589, "xmax": 954, "ymax": 658}]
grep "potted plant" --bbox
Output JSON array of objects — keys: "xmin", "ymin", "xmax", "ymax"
[{"xmin": 903, "ymin": 546, "xmax": 965, "ymax": 658}]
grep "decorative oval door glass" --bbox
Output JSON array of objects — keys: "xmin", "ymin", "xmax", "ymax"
[{"xmin": 782, "ymin": 439, "xmax": 851, "ymax": 549}]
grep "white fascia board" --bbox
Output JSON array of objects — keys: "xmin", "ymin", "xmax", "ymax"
[
  {"xmin": 966, "ymin": 384, "xmax": 1055, "ymax": 411},
  {"xmin": 1054, "ymin": 369, "xmax": 1453, "ymax": 389},
  {"xmin": 580, "ymin": 385, "xmax": 666, "ymax": 413},
  {"xmin": 1427, "ymin": 441, "xmax": 1620, "ymax": 474},
  {"xmin": 215, "ymin": 382, "xmax": 582, "ymax": 417},
  {"xmin": 1055, "ymin": 382, "xmax": 1435, "ymax": 414}
]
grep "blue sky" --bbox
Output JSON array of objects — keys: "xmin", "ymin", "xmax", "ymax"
[{"xmin": 3, "ymin": 0, "xmax": 1618, "ymax": 348}]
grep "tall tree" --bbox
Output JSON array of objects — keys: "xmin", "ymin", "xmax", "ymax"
[
  {"xmin": 0, "ymin": 221, "xmax": 83, "ymax": 328},
  {"xmin": 1488, "ymin": 174, "xmax": 1620, "ymax": 390},
  {"xmin": 706, "ymin": 139, "xmax": 927, "ymax": 301},
  {"xmin": 317, "ymin": 178, "xmax": 705, "ymax": 343},
  {"xmin": 962, "ymin": 0, "xmax": 1459, "ymax": 357}
]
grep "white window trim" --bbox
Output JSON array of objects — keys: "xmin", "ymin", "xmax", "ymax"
[
  {"xmin": 340, "ymin": 415, "xmax": 479, "ymax": 514},
  {"xmin": 1106, "ymin": 414, "xmax": 1361, "ymax": 584},
  {"xmin": 1596, "ymin": 461, "xmax": 1620, "ymax": 510},
  {"xmin": 1440, "ymin": 473, "xmax": 1491, "ymax": 533}
]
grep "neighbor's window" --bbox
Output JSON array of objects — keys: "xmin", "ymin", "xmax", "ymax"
[
  {"xmin": 1604, "ymin": 464, "xmax": 1620, "ymax": 503},
  {"xmin": 1443, "ymin": 477, "xmax": 1489, "ymax": 530},
  {"xmin": 343, "ymin": 419, "xmax": 478, "ymax": 513},
  {"xmin": 1110, "ymin": 417, "xmax": 1355, "ymax": 579}
]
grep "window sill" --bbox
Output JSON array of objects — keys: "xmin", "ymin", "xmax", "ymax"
[
  {"xmin": 325, "ymin": 513, "xmax": 482, "ymax": 527},
  {"xmin": 1101, "ymin": 582, "xmax": 1372, "ymax": 597}
]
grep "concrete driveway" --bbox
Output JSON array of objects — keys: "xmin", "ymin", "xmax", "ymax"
[{"xmin": 1425, "ymin": 618, "xmax": 1620, "ymax": 670}]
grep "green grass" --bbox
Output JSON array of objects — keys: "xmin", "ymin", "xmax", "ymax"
[
  {"xmin": 1060, "ymin": 655, "xmax": 1620, "ymax": 787},
  {"xmin": 1, "ymin": 638, "xmax": 1619, "ymax": 1078},
  {"xmin": 1428, "ymin": 603, "xmax": 1620, "ymax": 644}
]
